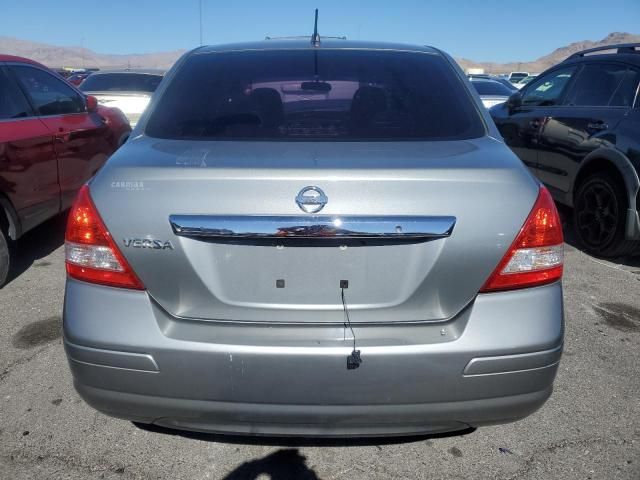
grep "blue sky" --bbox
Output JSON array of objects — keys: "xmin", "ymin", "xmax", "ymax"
[{"xmin": 2, "ymin": 0, "xmax": 639, "ymax": 62}]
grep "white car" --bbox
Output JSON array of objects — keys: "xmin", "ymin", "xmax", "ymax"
[{"xmin": 79, "ymin": 70, "xmax": 164, "ymax": 127}]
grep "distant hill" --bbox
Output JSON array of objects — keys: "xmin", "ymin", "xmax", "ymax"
[
  {"xmin": 0, "ymin": 36, "xmax": 185, "ymax": 69},
  {"xmin": 457, "ymin": 32, "xmax": 640, "ymax": 74},
  {"xmin": 1, "ymin": 32, "xmax": 639, "ymax": 73}
]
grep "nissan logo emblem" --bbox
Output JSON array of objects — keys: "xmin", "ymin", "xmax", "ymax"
[{"xmin": 295, "ymin": 186, "xmax": 328, "ymax": 214}]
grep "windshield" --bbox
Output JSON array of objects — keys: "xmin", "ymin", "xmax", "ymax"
[
  {"xmin": 80, "ymin": 73, "xmax": 162, "ymax": 93},
  {"xmin": 471, "ymin": 80, "xmax": 513, "ymax": 96},
  {"xmin": 145, "ymin": 49, "xmax": 485, "ymax": 141}
]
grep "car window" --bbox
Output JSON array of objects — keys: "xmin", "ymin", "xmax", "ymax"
[
  {"xmin": 11, "ymin": 65, "xmax": 85, "ymax": 116},
  {"xmin": 564, "ymin": 63, "xmax": 630, "ymax": 107},
  {"xmin": 0, "ymin": 69, "xmax": 32, "ymax": 120},
  {"xmin": 146, "ymin": 49, "xmax": 485, "ymax": 141},
  {"xmin": 80, "ymin": 73, "xmax": 162, "ymax": 93},
  {"xmin": 471, "ymin": 80, "xmax": 513, "ymax": 96},
  {"xmin": 522, "ymin": 67, "xmax": 576, "ymax": 107},
  {"xmin": 610, "ymin": 68, "xmax": 640, "ymax": 107}
]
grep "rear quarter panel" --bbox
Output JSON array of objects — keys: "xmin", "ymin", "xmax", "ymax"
[{"xmin": 0, "ymin": 118, "xmax": 59, "ymax": 232}]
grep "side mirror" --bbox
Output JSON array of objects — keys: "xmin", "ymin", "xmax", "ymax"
[
  {"xmin": 86, "ymin": 95, "xmax": 99, "ymax": 113},
  {"xmin": 506, "ymin": 92, "xmax": 522, "ymax": 112}
]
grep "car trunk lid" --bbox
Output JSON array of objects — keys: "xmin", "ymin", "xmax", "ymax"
[{"xmin": 91, "ymin": 136, "xmax": 538, "ymax": 323}]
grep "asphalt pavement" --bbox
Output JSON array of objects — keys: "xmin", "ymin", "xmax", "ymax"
[{"xmin": 0, "ymin": 212, "xmax": 638, "ymax": 480}]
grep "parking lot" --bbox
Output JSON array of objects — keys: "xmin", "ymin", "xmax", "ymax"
[{"xmin": 0, "ymin": 210, "xmax": 637, "ymax": 480}]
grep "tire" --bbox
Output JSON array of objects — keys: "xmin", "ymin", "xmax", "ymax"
[
  {"xmin": 0, "ymin": 225, "xmax": 9, "ymax": 287},
  {"xmin": 573, "ymin": 173, "xmax": 639, "ymax": 257}
]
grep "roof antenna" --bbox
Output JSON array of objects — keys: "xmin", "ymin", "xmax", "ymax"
[{"xmin": 311, "ymin": 9, "xmax": 320, "ymax": 47}]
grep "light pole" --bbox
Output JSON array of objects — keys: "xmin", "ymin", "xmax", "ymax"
[
  {"xmin": 199, "ymin": 0, "xmax": 203, "ymax": 45},
  {"xmin": 81, "ymin": 36, "xmax": 85, "ymax": 68}
]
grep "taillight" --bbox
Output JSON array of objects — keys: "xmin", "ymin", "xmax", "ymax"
[
  {"xmin": 65, "ymin": 185, "xmax": 144, "ymax": 290},
  {"xmin": 480, "ymin": 186, "xmax": 563, "ymax": 292}
]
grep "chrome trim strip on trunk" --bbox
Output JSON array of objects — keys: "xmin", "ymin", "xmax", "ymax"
[{"xmin": 169, "ymin": 215, "xmax": 456, "ymax": 241}]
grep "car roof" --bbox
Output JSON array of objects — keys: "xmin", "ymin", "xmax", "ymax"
[
  {"xmin": 469, "ymin": 77, "xmax": 503, "ymax": 83},
  {"xmin": 0, "ymin": 54, "xmax": 48, "ymax": 69},
  {"xmin": 561, "ymin": 52, "xmax": 640, "ymax": 67},
  {"xmin": 89, "ymin": 69, "xmax": 165, "ymax": 76},
  {"xmin": 192, "ymin": 39, "xmax": 441, "ymax": 55}
]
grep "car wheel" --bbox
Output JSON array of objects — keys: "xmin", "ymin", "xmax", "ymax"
[
  {"xmin": 573, "ymin": 173, "xmax": 639, "ymax": 257},
  {"xmin": 0, "ymin": 225, "xmax": 9, "ymax": 287}
]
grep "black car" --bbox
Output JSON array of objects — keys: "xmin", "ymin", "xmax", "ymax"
[{"xmin": 491, "ymin": 43, "xmax": 640, "ymax": 257}]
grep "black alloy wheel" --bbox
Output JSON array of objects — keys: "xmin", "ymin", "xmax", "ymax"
[{"xmin": 573, "ymin": 173, "xmax": 638, "ymax": 257}]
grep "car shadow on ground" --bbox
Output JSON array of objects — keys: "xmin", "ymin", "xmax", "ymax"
[
  {"xmin": 220, "ymin": 448, "xmax": 321, "ymax": 480},
  {"xmin": 132, "ymin": 423, "xmax": 474, "ymax": 479},
  {"xmin": 5, "ymin": 213, "xmax": 67, "ymax": 287},
  {"xmin": 557, "ymin": 205, "xmax": 640, "ymax": 268}
]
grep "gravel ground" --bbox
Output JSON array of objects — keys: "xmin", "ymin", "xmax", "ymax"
[{"xmin": 0, "ymin": 212, "xmax": 638, "ymax": 480}]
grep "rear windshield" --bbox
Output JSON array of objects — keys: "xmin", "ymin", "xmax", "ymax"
[
  {"xmin": 80, "ymin": 73, "xmax": 162, "ymax": 93},
  {"xmin": 471, "ymin": 80, "xmax": 513, "ymax": 96},
  {"xmin": 146, "ymin": 49, "xmax": 485, "ymax": 141}
]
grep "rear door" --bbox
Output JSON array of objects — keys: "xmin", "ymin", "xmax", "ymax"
[
  {"xmin": 0, "ymin": 65, "xmax": 59, "ymax": 233},
  {"xmin": 493, "ymin": 66, "xmax": 578, "ymax": 174},
  {"xmin": 536, "ymin": 62, "xmax": 639, "ymax": 194},
  {"xmin": 491, "ymin": 106, "xmax": 540, "ymax": 170},
  {"xmin": 9, "ymin": 64, "xmax": 112, "ymax": 210}
]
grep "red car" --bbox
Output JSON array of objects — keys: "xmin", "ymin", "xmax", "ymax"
[
  {"xmin": 0, "ymin": 55, "xmax": 131, "ymax": 285},
  {"xmin": 67, "ymin": 72, "xmax": 91, "ymax": 86}
]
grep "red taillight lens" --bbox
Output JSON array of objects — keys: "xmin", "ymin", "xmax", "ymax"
[
  {"xmin": 480, "ymin": 186, "xmax": 563, "ymax": 293},
  {"xmin": 65, "ymin": 185, "xmax": 144, "ymax": 290}
]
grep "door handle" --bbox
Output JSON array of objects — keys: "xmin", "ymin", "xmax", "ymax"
[
  {"xmin": 587, "ymin": 122, "xmax": 608, "ymax": 131},
  {"xmin": 55, "ymin": 133, "xmax": 71, "ymax": 143}
]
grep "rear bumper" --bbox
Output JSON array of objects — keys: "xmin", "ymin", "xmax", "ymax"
[
  {"xmin": 73, "ymin": 382, "xmax": 553, "ymax": 437},
  {"xmin": 63, "ymin": 279, "xmax": 564, "ymax": 437}
]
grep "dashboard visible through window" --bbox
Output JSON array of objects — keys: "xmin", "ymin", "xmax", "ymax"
[{"xmin": 522, "ymin": 67, "xmax": 576, "ymax": 107}]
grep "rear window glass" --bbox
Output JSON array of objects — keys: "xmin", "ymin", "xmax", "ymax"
[
  {"xmin": 146, "ymin": 49, "xmax": 485, "ymax": 141},
  {"xmin": 80, "ymin": 73, "xmax": 162, "ymax": 93},
  {"xmin": 471, "ymin": 80, "xmax": 513, "ymax": 96},
  {"xmin": 610, "ymin": 68, "xmax": 640, "ymax": 107},
  {"xmin": 564, "ymin": 63, "xmax": 629, "ymax": 107}
]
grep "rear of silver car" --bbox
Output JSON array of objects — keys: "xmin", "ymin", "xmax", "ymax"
[{"xmin": 63, "ymin": 42, "xmax": 564, "ymax": 436}]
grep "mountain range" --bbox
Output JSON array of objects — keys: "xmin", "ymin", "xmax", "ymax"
[
  {"xmin": 456, "ymin": 32, "xmax": 640, "ymax": 74},
  {"xmin": 1, "ymin": 32, "xmax": 638, "ymax": 73},
  {"xmin": 0, "ymin": 36, "xmax": 184, "ymax": 70}
]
